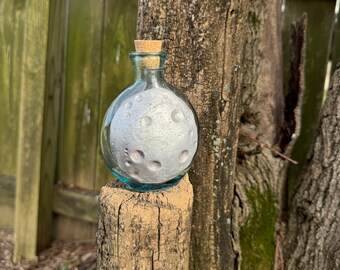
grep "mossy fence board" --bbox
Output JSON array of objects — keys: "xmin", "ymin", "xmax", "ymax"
[
  {"xmin": 0, "ymin": 0, "xmax": 22, "ymax": 230},
  {"xmin": 0, "ymin": 0, "xmax": 136, "ymax": 260}
]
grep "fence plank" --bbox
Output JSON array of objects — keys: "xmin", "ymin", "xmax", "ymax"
[
  {"xmin": 95, "ymin": 0, "xmax": 137, "ymax": 189},
  {"xmin": 0, "ymin": 0, "xmax": 18, "ymax": 231},
  {"xmin": 58, "ymin": 0, "xmax": 105, "ymax": 190},
  {"xmin": 13, "ymin": 0, "xmax": 50, "ymax": 261},
  {"xmin": 0, "ymin": 0, "xmax": 19, "ymax": 177},
  {"xmin": 53, "ymin": 187, "xmax": 98, "ymax": 223},
  {"xmin": 0, "ymin": 175, "xmax": 15, "ymax": 229},
  {"xmin": 0, "ymin": 175, "xmax": 15, "ymax": 206},
  {"xmin": 54, "ymin": 216, "xmax": 97, "ymax": 241},
  {"xmin": 0, "ymin": 176, "xmax": 98, "ymax": 224},
  {"xmin": 36, "ymin": 0, "xmax": 68, "ymax": 252}
]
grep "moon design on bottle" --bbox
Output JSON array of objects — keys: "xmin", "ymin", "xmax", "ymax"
[{"xmin": 109, "ymin": 88, "xmax": 198, "ymax": 184}]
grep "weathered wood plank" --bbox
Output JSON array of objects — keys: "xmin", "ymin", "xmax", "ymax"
[
  {"xmin": 58, "ymin": 0, "xmax": 105, "ymax": 190},
  {"xmin": 13, "ymin": 0, "xmax": 50, "ymax": 261},
  {"xmin": 0, "ymin": 0, "xmax": 20, "ymax": 230},
  {"xmin": 0, "ymin": 175, "xmax": 15, "ymax": 229},
  {"xmin": 36, "ymin": 0, "xmax": 68, "ymax": 252},
  {"xmin": 94, "ymin": 0, "xmax": 137, "ymax": 190},
  {"xmin": 53, "ymin": 187, "xmax": 98, "ymax": 223},
  {"xmin": 54, "ymin": 215, "xmax": 97, "ymax": 241},
  {"xmin": 0, "ymin": 175, "xmax": 15, "ymax": 206},
  {"xmin": 0, "ymin": 177, "xmax": 99, "ymax": 224},
  {"xmin": 0, "ymin": 0, "xmax": 19, "ymax": 177}
]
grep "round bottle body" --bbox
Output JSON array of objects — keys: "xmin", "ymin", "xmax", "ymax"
[{"xmin": 100, "ymin": 52, "xmax": 199, "ymax": 191}]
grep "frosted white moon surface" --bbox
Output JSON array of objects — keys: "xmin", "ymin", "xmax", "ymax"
[{"xmin": 109, "ymin": 88, "xmax": 198, "ymax": 184}]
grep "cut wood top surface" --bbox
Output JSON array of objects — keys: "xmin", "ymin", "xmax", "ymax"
[{"xmin": 100, "ymin": 174, "xmax": 193, "ymax": 209}]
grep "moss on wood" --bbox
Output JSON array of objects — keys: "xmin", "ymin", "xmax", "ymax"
[{"xmin": 240, "ymin": 188, "xmax": 277, "ymax": 270}]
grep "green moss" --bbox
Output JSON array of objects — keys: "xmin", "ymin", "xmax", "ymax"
[
  {"xmin": 239, "ymin": 188, "xmax": 277, "ymax": 270},
  {"xmin": 248, "ymin": 11, "xmax": 261, "ymax": 29}
]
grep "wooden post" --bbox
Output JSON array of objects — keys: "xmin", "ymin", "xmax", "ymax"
[
  {"xmin": 13, "ymin": 0, "xmax": 51, "ymax": 261},
  {"xmin": 96, "ymin": 174, "xmax": 193, "ymax": 269}
]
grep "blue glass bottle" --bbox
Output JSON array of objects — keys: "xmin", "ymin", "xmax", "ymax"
[{"xmin": 100, "ymin": 50, "xmax": 199, "ymax": 192}]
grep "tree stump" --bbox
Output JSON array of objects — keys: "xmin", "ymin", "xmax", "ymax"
[{"xmin": 96, "ymin": 174, "xmax": 193, "ymax": 270}]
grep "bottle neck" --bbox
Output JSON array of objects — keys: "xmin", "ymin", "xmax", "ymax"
[
  {"xmin": 129, "ymin": 51, "xmax": 167, "ymax": 88},
  {"xmin": 134, "ymin": 68, "xmax": 165, "ymax": 87}
]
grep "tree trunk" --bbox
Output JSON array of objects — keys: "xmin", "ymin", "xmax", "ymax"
[
  {"xmin": 136, "ymin": 0, "xmax": 249, "ymax": 268},
  {"xmin": 283, "ymin": 66, "xmax": 340, "ymax": 269},
  {"xmin": 233, "ymin": 0, "xmax": 288, "ymax": 269},
  {"xmin": 135, "ymin": 1, "xmax": 340, "ymax": 270}
]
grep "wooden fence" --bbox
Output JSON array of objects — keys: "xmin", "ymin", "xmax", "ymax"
[
  {"xmin": 0, "ymin": 0, "xmax": 136, "ymax": 257},
  {"xmin": 0, "ymin": 0, "xmax": 339, "ymax": 259}
]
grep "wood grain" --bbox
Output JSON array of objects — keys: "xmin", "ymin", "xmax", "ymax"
[
  {"xmin": 53, "ymin": 187, "xmax": 98, "ymax": 223},
  {"xmin": 58, "ymin": 0, "xmax": 105, "ymax": 190},
  {"xmin": 97, "ymin": 174, "xmax": 193, "ymax": 270},
  {"xmin": 0, "ymin": 0, "xmax": 19, "ymax": 231},
  {"xmin": 13, "ymin": 0, "xmax": 50, "ymax": 261},
  {"xmin": 94, "ymin": 0, "xmax": 137, "ymax": 189},
  {"xmin": 36, "ymin": 0, "xmax": 68, "ymax": 252},
  {"xmin": 0, "ymin": 175, "xmax": 15, "ymax": 229}
]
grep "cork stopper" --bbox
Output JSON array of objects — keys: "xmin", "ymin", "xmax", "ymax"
[{"xmin": 134, "ymin": 40, "xmax": 163, "ymax": 68}]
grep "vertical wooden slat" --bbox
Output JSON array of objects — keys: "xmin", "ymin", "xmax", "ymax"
[
  {"xmin": 0, "ymin": 176, "xmax": 15, "ymax": 230},
  {"xmin": 13, "ymin": 0, "xmax": 50, "ymax": 261},
  {"xmin": 95, "ymin": 0, "xmax": 137, "ymax": 190},
  {"xmin": 58, "ymin": 0, "xmax": 105, "ymax": 190},
  {"xmin": 0, "ymin": 0, "xmax": 20, "ymax": 177},
  {"xmin": 0, "ymin": 0, "xmax": 16, "ymax": 230},
  {"xmin": 36, "ymin": 0, "xmax": 67, "ymax": 252},
  {"xmin": 54, "ymin": 0, "xmax": 106, "ymax": 241}
]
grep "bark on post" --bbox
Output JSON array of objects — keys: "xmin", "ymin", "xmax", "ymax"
[
  {"xmin": 284, "ymin": 66, "xmax": 340, "ymax": 270},
  {"xmin": 96, "ymin": 174, "xmax": 193, "ymax": 269},
  {"xmin": 136, "ymin": 1, "xmax": 249, "ymax": 268},
  {"xmin": 234, "ymin": 9, "xmax": 304, "ymax": 269},
  {"xmin": 234, "ymin": 2, "xmax": 284, "ymax": 266}
]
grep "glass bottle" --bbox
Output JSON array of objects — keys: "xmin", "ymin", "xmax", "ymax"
[{"xmin": 100, "ymin": 50, "xmax": 199, "ymax": 192}]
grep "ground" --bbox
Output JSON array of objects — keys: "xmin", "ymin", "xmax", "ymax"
[{"xmin": 0, "ymin": 230, "xmax": 96, "ymax": 270}]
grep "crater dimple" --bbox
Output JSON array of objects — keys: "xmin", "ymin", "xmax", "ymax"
[
  {"xmin": 130, "ymin": 150, "xmax": 144, "ymax": 163},
  {"xmin": 141, "ymin": 116, "xmax": 152, "ymax": 126},
  {"xmin": 171, "ymin": 110, "xmax": 184, "ymax": 123},
  {"xmin": 189, "ymin": 130, "xmax": 194, "ymax": 137},
  {"xmin": 135, "ymin": 94, "xmax": 143, "ymax": 102},
  {"xmin": 131, "ymin": 171, "xmax": 139, "ymax": 178},
  {"xmin": 124, "ymin": 101, "xmax": 132, "ymax": 109},
  {"xmin": 179, "ymin": 150, "xmax": 189, "ymax": 163},
  {"xmin": 148, "ymin": 160, "xmax": 161, "ymax": 171},
  {"xmin": 125, "ymin": 160, "xmax": 131, "ymax": 167}
]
